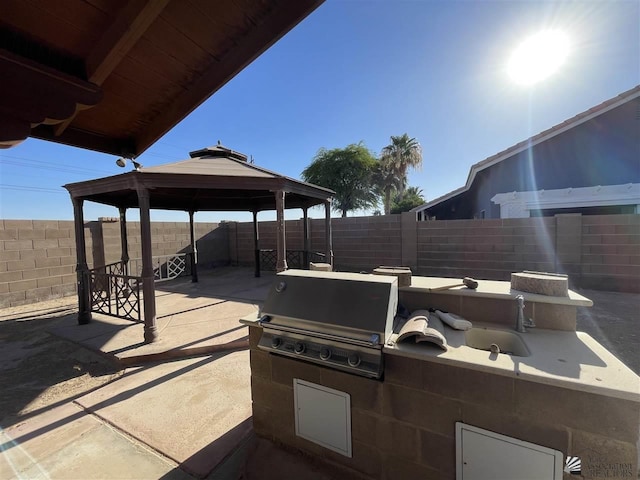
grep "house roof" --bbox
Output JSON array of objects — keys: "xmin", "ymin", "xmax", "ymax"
[
  {"xmin": 63, "ymin": 145, "xmax": 334, "ymax": 212},
  {"xmin": 0, "ymin": 0, "xmax": 324, "ymax": 156},
  {"xmin": 412, "ymin": 84, "xmax": 640, "ymax": 213}
]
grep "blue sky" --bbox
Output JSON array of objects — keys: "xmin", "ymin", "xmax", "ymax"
[{"xmin": 1, "ymin": 0, "xmax": 638, "ymax": 222}]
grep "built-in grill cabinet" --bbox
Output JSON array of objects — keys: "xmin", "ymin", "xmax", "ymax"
[{"xmin": 257, "ymin": 270, "xmax": 398, "ymax": 379}]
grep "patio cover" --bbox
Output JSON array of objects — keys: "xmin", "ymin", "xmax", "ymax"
[
  {"xmin": 64, "ymin": 145, "xmax": 335, "ymax": 343},
  {"xmin": 0, "ymin": 0, "xmax": 324, "ymax": 155}
]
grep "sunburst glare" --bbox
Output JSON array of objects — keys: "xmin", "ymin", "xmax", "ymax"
[{"xmin": 508, "ymin": 30, "xmax": 570, "ymax": 85}]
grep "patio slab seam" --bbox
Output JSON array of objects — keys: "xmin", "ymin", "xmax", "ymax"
[{"xmin": 70, "ymin": 400, "xmax": 184, "ymax": 473}]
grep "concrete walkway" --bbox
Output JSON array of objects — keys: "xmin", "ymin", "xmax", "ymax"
[{"xmin": 1, "ymin": 268, "xmax": 638, "ymax": 479}]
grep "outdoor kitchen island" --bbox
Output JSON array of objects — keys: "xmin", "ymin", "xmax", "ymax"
[{"xmin": 242, "ymin": 271, "xmax": 640, "ymax": 480}]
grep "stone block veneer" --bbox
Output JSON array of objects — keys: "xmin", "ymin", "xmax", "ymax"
[{"xmin": 248, "ymin": 325, "xmax": 639, "ymax": 479}]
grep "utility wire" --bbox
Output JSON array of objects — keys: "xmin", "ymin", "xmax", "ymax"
[
  {"xmin": 157, "ymin": 141, "xmax": 189, "ymax": 152},
  {"xmin": 0, "ymin": 154, "xmax": 113, "ymax": 175},
  {"xmin": 0, "ymin": 183, "xmax": 65, "ymax": 194}
]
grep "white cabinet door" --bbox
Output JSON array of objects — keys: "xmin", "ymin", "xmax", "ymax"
[
  {"xmin": 456, "ymin": 423, "xmax": 563, "ymax": 480},
  {"xmin": 294, "ymin": 379, "xmax": 352, "ymax": 457}
]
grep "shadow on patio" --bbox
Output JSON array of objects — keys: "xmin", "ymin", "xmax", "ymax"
[
  {"xmin": 0, "ymin": 267, "xmax": 296, "ymax": 479},
  {"xmin": 49, "ymin": 267, "xmax": 275, "ymax": 366}
]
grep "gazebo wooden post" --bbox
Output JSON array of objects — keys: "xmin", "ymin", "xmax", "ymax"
[
  {"xmin": 275, "ymin": 190, "xmax": 288, "ymax": 272},
  {"xmin": 189, "ymin": 210, "xmax": 198, "ymax": 283},
  {"xmin": 324, "ymin": 199, "xmax": 333, "ymax": 267},
  {"xmin": 302, "ymin": 207, "xmax": 310, "ymax": 268},
  {"xmin": 72, "ymin": 197, "xmax": 92, "ymax": 324},
  {"xmin": 253, "ymin": 210, "xmax": 260, "ymax": 278},
  {"xmin": 119, "ymin": 207, "xmax": 129, "ymax": 275},
  {"xmin": 137, "ymin": 187, "xmax": 158, "ymax": 343}
]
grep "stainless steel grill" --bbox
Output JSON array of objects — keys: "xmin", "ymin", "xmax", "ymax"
[{"xmin": 257, "ymin": 269, "xmax": 398, "ymax": 378}]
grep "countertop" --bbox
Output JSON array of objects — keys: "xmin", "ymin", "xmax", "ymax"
[
  {"xmin": 385, "ymin": 324, "xmax": 639, "ymax": 403},
  {"xmin": 241, "ymin": 312, "xmax": 639, "ymax": 402},
  {"xmin": 240, "ymin": 275, "xmax": 635, "ymax": 402},
  {"xmin": 240, "ymin": 313, "xmax": 263, "ymax": 326},
  {"xmin": 402, "ymin": 277, "xmax": 593, "ymax": 307}
]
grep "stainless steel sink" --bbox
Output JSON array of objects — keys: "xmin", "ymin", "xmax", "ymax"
[{"xmin": 464, "ymin": 327, "xmax": 530, "ymax": 357}]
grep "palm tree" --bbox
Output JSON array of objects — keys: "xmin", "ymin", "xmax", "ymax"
[
  {"xmin": 389, "ymin": 185, "xmax": 425, "ymax": 214},
  {"xmin": 373, "ymin": 159, "xmax": 404, "ymax": 215},
  {"xmin": 403, "ymin": 186, "xmax": 424, "ymax": 198},
  {"xmin": 380, "ymin": 134, "xmax": 423, "ymax": 201}
]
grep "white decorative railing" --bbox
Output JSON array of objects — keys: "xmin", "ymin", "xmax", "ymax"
[{"xmin": 129, "ymin": 253, "xmax": 190, "ymax": 282}]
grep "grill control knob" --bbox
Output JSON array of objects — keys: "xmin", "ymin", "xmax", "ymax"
[
  {"xmin": 319, "ymin": 347, "xmax": 332, "ymax": 360},
  {"xmin": 347, "ymin": 353, "xmax": 361, "ymax": 367},
  {"xmin": 294, "ymin": 342, "xmax": 306, "ymax": 354},
  {"xmin": 271, "ymin": 337, "xmax": 282, "ymax": 349}
]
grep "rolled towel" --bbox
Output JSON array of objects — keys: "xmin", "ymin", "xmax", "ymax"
[
  {"xmin": 435, "ymin": 310, "xmax": 472, "ymax": 331},
  {"xmin": 396, "ymin": 310, "xmax": 448, "ymax": 351}
]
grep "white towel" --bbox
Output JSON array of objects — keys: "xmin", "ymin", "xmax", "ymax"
[
  {"xmin": 435, "ymin": 310, "xmax": 473, "ymax": 330},
  {"xmin": 396, "ymin": 310, "xmax": 448, "ymax": 350}
]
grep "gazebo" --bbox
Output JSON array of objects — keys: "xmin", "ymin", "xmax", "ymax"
[{"xmin": 64, "ymin": 144, "xmax": 334, "ymax": 343}]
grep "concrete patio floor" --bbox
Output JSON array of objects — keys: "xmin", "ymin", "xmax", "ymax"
[
  {"xmin": 1, "ymin": 267, "xmax": 350, "ymax": 479},
  {"xmin": 49, "ymin": 268, "xmax": 274, "ymax": 366},
  {"xmin": 1, "ymin": 267, "xmax": 638, "ymax": 479}
]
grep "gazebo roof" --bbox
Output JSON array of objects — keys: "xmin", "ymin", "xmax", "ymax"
[{"xmin": 63, "ymin": 145, "xmax": 334, "ymax": 212}]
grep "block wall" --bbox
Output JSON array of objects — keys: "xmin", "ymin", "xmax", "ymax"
[
  {"xmin": 2, "ymin": 213, "xmax": 638, "ymax": 308},
  {"xmin": 249, "ymin": 326, "xmax": 639, "ymax": 480},
  {"xmin": 0, "ymin": 220, "xmax": 77, "ymax": 308},
  {"xmin": 0, "ymin": 219, "xmax": 229, "ymax": 308},
  {"xmin": 417, "ymin": 217, "xmax": 558, "ymax": 281},
  {"xmin": 579, "ymin": 214, "xmax": 640, "ymax": 292},
  {"xmin": 229, "ymin": 213, "xmax": 639, "ymax": 292},
  {"xmin": 229, "ymin": 215, "xmax": 402, "ymax": 272},
  {"xmin": 416, "ymin": 214, "xmax": 639, "ymax": 292}
]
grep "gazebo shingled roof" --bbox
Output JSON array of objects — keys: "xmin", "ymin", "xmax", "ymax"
[
  {"xmin": 64, "ymin": 145, "xmax": 334, "ymax": 212},
  {"xmin": 64, "ymin": 145, "xmax": 335, "ymax": 344}
]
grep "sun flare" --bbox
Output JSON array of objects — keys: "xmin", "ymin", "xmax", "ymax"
[{"xmin": 508, "ymin": 30, "xmax": 570, "ymax": 86}]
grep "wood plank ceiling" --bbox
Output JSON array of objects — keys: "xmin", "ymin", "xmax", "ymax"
[{"xmin": 0, "ymin": 0, "xmax": 324, "ymax": 156}]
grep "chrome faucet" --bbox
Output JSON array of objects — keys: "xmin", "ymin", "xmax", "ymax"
[{"xmin": 515, "ymin": 295, "xmax": 535, "ymax": 333}]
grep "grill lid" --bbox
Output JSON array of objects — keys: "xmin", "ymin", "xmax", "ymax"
[{"xmin": 261, "ymin": 269, "xmax": 398, "ymax": 344}]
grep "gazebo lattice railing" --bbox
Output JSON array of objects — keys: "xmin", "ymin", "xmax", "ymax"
[
  {"xmin": 259, "ymin": 249, "xmax": 326, "ymax": 271},
  {"xmin": 87, "ymin": 253, "xmax": 193, "ymax": 321},
  {"xmin": 88, "ymin": 261, "xmax": 142, "ymax": 322},
  {"xmin": 128, "ymin": 253, "xmax": 192, "ymax": 282}
]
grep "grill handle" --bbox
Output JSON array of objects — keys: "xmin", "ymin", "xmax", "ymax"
[{"xmin": 261, "ymin": 321, "xmax": 381, "ymax": 348}]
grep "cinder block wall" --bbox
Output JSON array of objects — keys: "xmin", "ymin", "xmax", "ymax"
[
  {"xmin": 229, "ymin": 216, "xmax": 402, "ymax": 272},
  {"xmin": 417, "ymin": 217, "xmax": 558, "ymax": 280},
  {"xmin": 580, "ymin": 214, "xmax": 640, "ymax": 291},
  {"xmin": 248, "ymin": 327, "xmax": 639, "ymax": 479},
  {"xmin": 228, "ymin": 213, "xmax": 639, "ymax": 292},
  {"xmin": 2, "ymin": 213, "xmax": 638, "ymax": 308},
  {"xmin": 0, "ymin": 220, "xmax": 77, "ymax": 308},
  {"xmin": 95, "ymin": 220, "xmax": 228, "ymax": 267},
  {"xmin": 0, "ymin": 219, "xmax": 229, "ymax": 308}
]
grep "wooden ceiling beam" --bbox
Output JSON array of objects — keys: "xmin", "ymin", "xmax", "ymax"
[
  {"xmin": 86, "ymin": 0, "xmax": 171, "ymax": 84},
  {"xmin": 32, "ymin": 123, "xmax": 136, "ymax": 157},
  {"xmin": 55, "ymin": 0, "xmax": 170, "ymax": 137}
]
